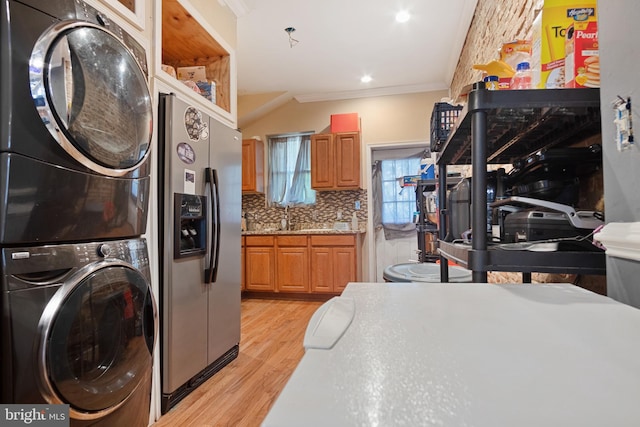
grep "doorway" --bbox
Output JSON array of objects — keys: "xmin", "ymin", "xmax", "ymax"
[{"xmin": 369, "ymin": 143, "xmax": 428, "ymax": 282}]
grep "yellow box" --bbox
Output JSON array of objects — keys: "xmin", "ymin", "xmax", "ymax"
[{"xmin": 531, "ymin": 0, "xmax": 597, "ymax": 89}]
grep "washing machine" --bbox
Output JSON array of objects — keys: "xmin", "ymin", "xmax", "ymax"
[
  {"xmin": 0, "ymin": 0, "xmax": 153, "ymax": 245},
  {"xmin": 0, "ymin": 237, "xmax": 157, "ymax": 427}
]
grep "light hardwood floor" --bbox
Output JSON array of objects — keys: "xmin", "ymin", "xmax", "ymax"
[{"xmin": 153, "ymin": 298, "xmax": 324, "ymax": 427}]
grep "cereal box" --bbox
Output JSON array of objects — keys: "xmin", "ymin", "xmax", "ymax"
[
  {"xmin": 565, "ymin": 20, "xmax": 599, "ymax": 87},
  {"xmin": 531, "ymin": 0, "xmax": 597, "ymax": 89}
]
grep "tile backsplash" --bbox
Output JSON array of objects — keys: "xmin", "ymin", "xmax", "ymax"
[{"xmin": 242, "ymin": 190, "xmax": 368, "ymax": 230}]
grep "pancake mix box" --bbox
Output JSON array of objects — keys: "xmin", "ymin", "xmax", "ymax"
[
  {"xmin": 531, "ymin": 0, "xmax": 597, "ymax": 89},
  {"xmin": 565, "ymin": 20, "xmax": 599, "ymax": 87}
]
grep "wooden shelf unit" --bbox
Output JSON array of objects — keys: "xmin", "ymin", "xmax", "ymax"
[{"xmin": 157, "ymin": 0, "xmax": 235, "ymax": 125}]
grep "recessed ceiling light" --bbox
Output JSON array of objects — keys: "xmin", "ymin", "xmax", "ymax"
[
  {"xmin": 395, "ymin": 10, "xmax": 410, "ymax": 23},
  {"xmin": 360, "ymin": 75, "xmax": 372, "ymax": 83}
]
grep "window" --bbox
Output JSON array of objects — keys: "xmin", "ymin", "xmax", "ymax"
[
  {"xmin": 380, "ymin": 158, "xmax": 420, "ymax": 224},
  {"xmin": 372, "ymin": 148, "xmax": 424, "ymax": 240},
  {"xmin": 267, "ymin": 133, "xmax": 316, "ymax": 206}
]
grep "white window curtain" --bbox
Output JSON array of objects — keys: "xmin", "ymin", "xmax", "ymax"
[{"xmin": 268, "ymin": 133, "xmax": 316, "ymax": 207}]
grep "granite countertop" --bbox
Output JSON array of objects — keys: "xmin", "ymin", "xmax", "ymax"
[
  {"xmin": 242, "ymin": 228, "xmax": 364, "ymax": 236},
  {"xmin": 242, "ymin": 222, "xmax": 365, "ymax": 235}
]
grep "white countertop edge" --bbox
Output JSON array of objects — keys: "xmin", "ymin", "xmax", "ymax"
[{"xmin": 593, "ymin": 222, "xmax": 640, "ymax": 262}]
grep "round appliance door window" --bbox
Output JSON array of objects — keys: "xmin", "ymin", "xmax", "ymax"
[
  {"xmin": 41, "ymin": 264, "xmax": 156, "ymax": 418},
  {"xmin": 30, "ymin": 21, "xmax": 152, "ymax": 177}
]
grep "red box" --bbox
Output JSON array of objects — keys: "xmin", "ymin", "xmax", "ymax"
[
  {"xmin": 565, "ymin": 20, "xmax": 599, "ymax": 88},
  {"xmin": 330, "ymin": 113, "xmax": 360, "ymax": 133}
]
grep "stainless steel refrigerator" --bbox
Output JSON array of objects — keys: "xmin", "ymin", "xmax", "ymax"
[{"xmin": 157, "ymin": 93, "xmax": 241, "ymax": 413}]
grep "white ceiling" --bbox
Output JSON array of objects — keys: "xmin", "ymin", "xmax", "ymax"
[{"xmin": 231, "ymin": 0, "xmax": 478, "ymax": 102}]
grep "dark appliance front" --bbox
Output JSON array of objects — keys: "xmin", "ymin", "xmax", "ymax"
[
  {"xmin": 0, "ymin": 0, "xmax": 153, "ymax": 245},
  {"xmin": 447, "ymin": 170, "xmax": 504, "ymax": 241},
  {"xmin": 0, "ymin": 238, "xmax": 157, "ymax": 427}
]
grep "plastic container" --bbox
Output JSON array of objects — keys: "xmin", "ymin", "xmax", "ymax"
[
  {"xmin": 419, "ymin": 156, "xmax": 435, "ymax": 179},
  {"xmin": 510, "ymin": 62, "xmax": 532, "ymax": 90},
  {"xmin": 382, "ymin": 262, "xmax": 472, "ymax": 283},
  {"xmin": 430, "ymin": 102, "xmax": 463, "ymax": 151},
  {"xmin": 483, "ymin": 75, "xmax": 499, "ymax": 90}
]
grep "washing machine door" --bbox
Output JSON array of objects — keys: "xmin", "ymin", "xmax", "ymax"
[
  {"xmin": 29, "ymin": 21, "xmax": 152, "ymax": 177},
  {"xmin": 37, "ymin": 260, "xmax": 156, "ymax": 420}
]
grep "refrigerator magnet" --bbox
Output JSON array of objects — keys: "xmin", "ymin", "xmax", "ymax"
[
  {"xmin": 177, "ymin": 142, "xmax": 196, "ymax": 164},
  {"xmin": 184, "ymin": 169, "xmax": 196, "ymax": 194}
]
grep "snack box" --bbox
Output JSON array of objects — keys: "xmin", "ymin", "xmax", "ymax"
[
  {"xmin": 565, "ymin": 20, "xmax": 599, "ymax": 87},
  {"xmin": 401, "ymin": 175, "xmax": 420, "ymax": 187},
  {"xmin": 531, "ymin": 0, "xmax": 597, "ymax": 89},
  {"xmin": 176, "ymin": 66, "xmax": 207, "ymax": 82},
  {"xmin": 196, "ymin": 81, "xmax": 217, "ymax": 104}
]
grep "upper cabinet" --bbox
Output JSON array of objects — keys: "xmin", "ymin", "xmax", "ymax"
[
  {"xmin": 242, "ymin": 139, "xmax": 264, "ymax": 194},
  {"xmin": 310, "ymin": 134, "xmax": 334, "ymax": 189},
  {"xmin": 100, "ymin": 0, "xmax": 147, "ymax": 30},
  {"xmin": 311, "ymin": 132, "xmax": 361, "ymax": 190},
  {"xmin": 154, "ymin": 0, "xmax": 237, "ymax": 126}
]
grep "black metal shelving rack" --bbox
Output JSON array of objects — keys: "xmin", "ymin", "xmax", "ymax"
[
  {"xmin": 415, "ymin": 179, "xmax": 439, "ymax": 263},
  {"xmin": 434, "ymin": 83, "xmax": 606, "ymax": 283},
  {"xmin": 415, "ymin": 178, "xmax": 461, "ymax": 263}
]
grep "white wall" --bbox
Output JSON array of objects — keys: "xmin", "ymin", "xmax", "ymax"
[{"xmin": 599, "ymin": 1, "xmax": 640, "ymax": 307}]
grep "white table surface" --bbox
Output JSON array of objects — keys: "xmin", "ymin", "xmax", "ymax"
[{"xmin": 262, "ymin": 282, "xmax": 640, "ymax": 427}]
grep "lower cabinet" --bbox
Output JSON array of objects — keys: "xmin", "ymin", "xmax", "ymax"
[
  {"xmin": 244, "ymin": 236, "xmax": 276, "ymax": 291},
  {"xmin": 241, "ymin": 236, "xmax": 245, "ymax": 290},
  {"xmin": 310, "ymin": 235, "xmax": 359, "ymax": 293},
  {"xmin": 276, "ymin": 236, "xmax": 309, "ymax": 292},
  {"xmin": 242, "ymin": 233, "xmax": 360, "ymax": 295}
]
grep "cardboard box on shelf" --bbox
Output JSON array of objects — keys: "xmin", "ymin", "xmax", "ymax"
[
  {"xmin": 330, "ymin": 113, "xmax": 360, "ymax": 133},
  {"xmin": 565, "ymin": 20, "xmax": 599, "ymax": 87},
  {"xmin": 196, "ymin": 81, "xmax": 217, "ymax": 104},
  {"xmin": 176, "ymin": 66, "xmax": 207, "ymax": 82},
  {"xmin": 401, "ymin": 175, "xmax": 420, "ymax": 187},
  {"xmin": 531, "ymin": 0, "xmax": 597, "ymax": 89}
]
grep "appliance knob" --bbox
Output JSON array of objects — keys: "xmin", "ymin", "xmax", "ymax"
[{"xmin": 97, "ymin": 244, "xmax": 112, "ymax": 258}]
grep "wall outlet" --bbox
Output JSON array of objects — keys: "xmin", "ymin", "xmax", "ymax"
[{"xmin": 355, "ymin": 201, "xmax": 361, "ymax": 210}]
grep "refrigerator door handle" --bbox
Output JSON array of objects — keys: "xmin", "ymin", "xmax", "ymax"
[{"xmin": 205, "ymin": 167, "xmax": 221, "ymax": 283}]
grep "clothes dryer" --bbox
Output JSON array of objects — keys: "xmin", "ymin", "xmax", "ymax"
[
  {"xmin": 0, "ymin": 237, "xmax": 157, "ymax": 427},
  {"xmin": 0, "ymin": 0, "xmax": 153, "ymax": 244}
]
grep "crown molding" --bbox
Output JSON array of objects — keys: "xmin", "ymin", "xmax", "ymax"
[
  {"xmin": 218, "ymin": 0, "xmax": 251, "ymax": 17},
  {"xmin": 293, "ymin": 82, "xmax": 449, "ymax": 103}
]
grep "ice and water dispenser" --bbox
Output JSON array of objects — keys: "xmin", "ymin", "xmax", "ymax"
[{"xmin": 174, "ymin": 193, "xmax": 206, "ymax": 258}]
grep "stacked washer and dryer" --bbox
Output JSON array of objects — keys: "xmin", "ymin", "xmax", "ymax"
[{"xmin": 1, "ymin": 1, "xmax": 157, "ymax": 426}]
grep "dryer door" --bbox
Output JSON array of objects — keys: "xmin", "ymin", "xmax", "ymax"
[
  {"xmin": 29, "ymin": 21, "xmax": 152, "ymax": 177},
  {"xmin": 37, "ymin": 261, "xmax": 156, "ymax": 420}
]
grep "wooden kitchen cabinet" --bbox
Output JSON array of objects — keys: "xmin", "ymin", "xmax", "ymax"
[
  {"xmin": 276, "ymin": 236, "xmax": 309, "ymax": 292},
  {"xmin": 335, "ymin": 132, "xmax": 361, "ymax": 188},
  {"xmin": 310, "ymin": 134, "xmax": 334, "ymax": 189},
  {"xmin": 242, "ymin": 232, "xmax": 361, "ymax": 295},
  {"xmin": 242, "ymin": 139, "xmax": 264, "ymax": 193},
  {"xmin": 241, "ymin": 236, "xmax": 245, "ymax": 290},
  {"xmin": 311, "ymin": 132, "xmax": 361, "ymax": 190},
  {"xmin": 244, "ymin": 236, "xmax": 275, "ymax": 291},
  {"xmin": 310, "ymin": 235, "xmax": 360, "ymax": 293}
]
